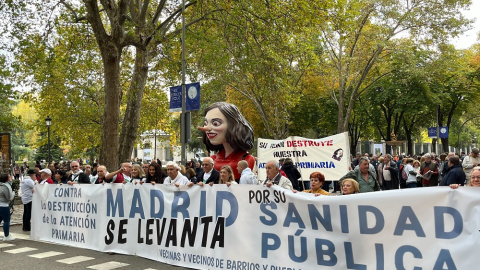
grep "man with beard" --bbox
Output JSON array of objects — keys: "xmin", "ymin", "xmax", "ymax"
[{"xmin": 67, "ymin": 161, "xmax": 91, "ymax": 185}]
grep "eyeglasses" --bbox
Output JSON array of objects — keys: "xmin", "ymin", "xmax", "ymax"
[
  {"xmin": 471, "ymin": 176, "xmax": 480, "ymax": 180},
  {"xmin": 202, "ymin": 164, "xmax": 211, "ymax": 166},
  {"xmin": 71, "ymin": 166, "xmax": 78, "ymax": 168}
]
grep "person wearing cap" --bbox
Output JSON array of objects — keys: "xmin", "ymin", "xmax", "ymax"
[
  {"xmin": 462, "ymin": 148, "xmax": 480, "ymax": 185},
  {"xmin": 21, "ymin": 169, "xmax": 36, "ymax": 231},
  {"xmin": 39, "ymin": 168, "xmax": 54, "ymax": 184}
]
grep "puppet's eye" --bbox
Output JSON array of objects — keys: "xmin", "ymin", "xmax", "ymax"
[{"xmin": 212, "ymin": 119, "xmax": 223, "ymax": 127}]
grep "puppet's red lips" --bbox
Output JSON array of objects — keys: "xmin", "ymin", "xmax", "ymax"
[{"xmin": 207, "ymin": 133, "xmax": 217, "ymax": 139}]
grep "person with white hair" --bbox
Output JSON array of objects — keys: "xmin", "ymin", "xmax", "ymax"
[
  {"xmin": 196, "ymin": 157, "xmax": 220, "ymax": 186},
  {"xmin": 259, "ymin": 160, "xmax": 293, "ymax": 190},
  {"xmin": 67, "ymin": 161, "xmax": 91, "ymax": 185},
  {"xmin": 163, "ymin": 161, "xmax": 190, "ymax": 187}
]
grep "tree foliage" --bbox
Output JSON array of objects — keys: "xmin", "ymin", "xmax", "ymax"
[
  {"xmin": 3, "ymin": 0, "xmax": 480, "ymax": 163},
  {"xmin": 316, "ymin": 0, "xmax": 472, "ymax": 134}
]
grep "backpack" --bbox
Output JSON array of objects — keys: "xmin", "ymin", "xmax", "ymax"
[{"xmin": 401, "ymin": 166, "xmax": 408, "ymax": 181}]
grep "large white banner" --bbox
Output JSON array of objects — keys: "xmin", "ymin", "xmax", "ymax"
[
  {"xmin": 32, "ymin": 184, "xmax": 480, "ymax": 269},
  {"xmin": 257, "ymin": 132, "xmax": 351, "ymax": 180}
]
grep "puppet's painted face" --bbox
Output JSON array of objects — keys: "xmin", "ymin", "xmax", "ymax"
[{"xmin": 204, "ymin": 108, "xmax": 228, "ymax": 145}]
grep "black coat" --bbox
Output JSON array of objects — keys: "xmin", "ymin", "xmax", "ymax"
[
  {"xmin": 196, "ymin": 169, "xmax": 220, "ymax": 184},
  {"xmin": 67, "ymin": 172, "xmax": 91, "ymax": 184},
  {"xmin": 281, "ymin": 163, "xmax": 301, "ymax": 190},
  {"xmin": 440, "ymin": 164, "xmax": 465, "ymax": 186}
]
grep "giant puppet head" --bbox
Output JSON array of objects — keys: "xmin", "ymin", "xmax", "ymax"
[{"xmin": 198, "ymin": 102, "xmax": 254, "ymax": 154}]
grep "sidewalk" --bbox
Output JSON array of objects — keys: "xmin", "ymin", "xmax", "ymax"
[{"xmin": 10, "ymin": 202, "xmax": 24, "ymax": 226}]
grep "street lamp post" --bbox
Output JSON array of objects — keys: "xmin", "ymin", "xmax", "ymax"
[{"xmin": 45, "ymin": 116, "xmax": 52, "ymax": 164}]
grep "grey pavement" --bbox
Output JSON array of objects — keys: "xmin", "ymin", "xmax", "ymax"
[{"xmin": 1, "ymin": 202, "xmax": 190, "ymax": 270}]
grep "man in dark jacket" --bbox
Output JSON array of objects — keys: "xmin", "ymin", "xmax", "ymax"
[
  {"xmin": 440, "ymin": 155, "xmax": 465, "ymax": 186},
  {"xmin": 67, "ymin": 161, "xmax": 91, "ymax": 185},
  {"xmin": 196, "ymin": 157, "xmax": 219, "ymax": 185}
]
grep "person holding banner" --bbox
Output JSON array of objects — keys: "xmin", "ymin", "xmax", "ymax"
[
  {"xmin": 147, "ymin": 162, "xmax": 165, "ymax": 184},
  {"xmin": 340, "ymin": 157, "xmax": 380, "ymax": 193},
  {"xmin": 198, "ymin": 102, "xmax": 255, "ymax": 180},
  {"xmin": 341, "ymin": 178, "xmax": 360, "ymax": 195},
  {"xmin": 93, "ymin": 166, "xmax": 109, "ymax": 184},
  {"xmin": 130, "ymin": 164, "xmax": 146, "ymax": 184},
  {"xmin": 219, "ymin": 165, "xmax": 237, "ymax": 186},
  {"xmin": 163, "ymin": 161, "xmax": 190, "ymax": 187},
  {"xmin": 38, "ymin": 168, "xmax": 54, "ymax": 184},
  {"xmin": 450, "ymin": 166, "xmax": 480, "ymax": 189},
  {"xmin": 260, "ymin": 160, "xmax": 293, "ymax": 190},
  {"xmin": 67, "ymin": 161, "xmax": 91, "ymax": 185},
  {"xmin": 196, "ymin": 157, "xmax": 220, "ymax": 186},
  {"xmin": 302, "ymin": 172, "xmax": 329, "ymax": 196}
]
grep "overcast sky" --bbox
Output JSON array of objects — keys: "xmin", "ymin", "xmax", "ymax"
[{"xmin": 450, "ymin": 1, "xmax": 480, "ymax": 49}]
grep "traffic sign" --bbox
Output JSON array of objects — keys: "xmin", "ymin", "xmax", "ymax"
[
  {"xmin": 428, "ymin": 126, "xmax": 448, "ymax": 138},
  {"xmin": 169, "ymin": 82, "xmax": 201, "ymax": 112}
]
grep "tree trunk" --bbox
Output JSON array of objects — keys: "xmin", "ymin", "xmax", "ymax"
[
  {"xmin": 118, "ymin": 47, "xmax": 149, "ymax": 164},
  {"xmin": 403, "ymin": 118, "xmax": 416, "ymax": 156},
  {"xmin": 82, "ymin": 0, "xmax": 127, "ymax": 171},
  {"xmin": 100, "ymin": 48, "xmax": 122, "ymax": 171},
  {"xmin": 337, "ymin": 85, "xmax": 346, "ymax": 133},
  {"xmin": 441, "ymin": 137, "xmax": 449, "ymax": 153}
]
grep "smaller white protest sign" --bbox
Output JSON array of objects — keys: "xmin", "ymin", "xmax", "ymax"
[{"xmin": 257, "ymin": 132, "xmax": 350, "ymax": 181}]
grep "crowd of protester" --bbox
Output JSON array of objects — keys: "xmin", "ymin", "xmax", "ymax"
[
  {"xmin": 342, "ymin": 150, "xmax": 480, "ymax": 192},
  {"xmin": 3, "ymin": 148, "xmax": 479, "ymax": 242}
]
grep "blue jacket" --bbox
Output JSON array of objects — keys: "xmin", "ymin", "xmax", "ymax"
[{"xmin": 440, "ymin": 164, "xmax": 465, "ymax": 186}]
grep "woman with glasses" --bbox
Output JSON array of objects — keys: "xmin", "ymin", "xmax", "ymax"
[
  {"xmin": 302, "ymin": 172, "xmax": 330, "ymax": 196},
  {"xmin": 450, "ymin": 166, "xmax": 480, "ymax": 189}
]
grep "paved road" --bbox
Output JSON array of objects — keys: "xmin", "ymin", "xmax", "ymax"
[{"xmin": 1, "ymin": 224, "xmax": 190, "ymax": 270}]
